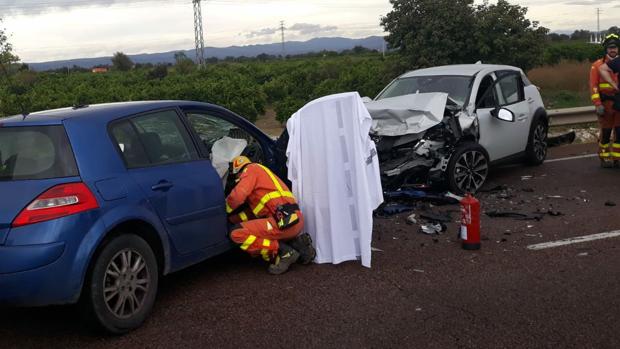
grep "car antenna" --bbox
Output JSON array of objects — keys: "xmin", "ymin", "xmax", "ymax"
[{"xmin": 0, "ymin": 59, "xmax": 30, "ymax": 118}]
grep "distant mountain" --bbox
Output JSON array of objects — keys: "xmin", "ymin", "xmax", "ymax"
[{"xmin": 27, "ymin": 36, "xmax": 386, "ymax": 71}]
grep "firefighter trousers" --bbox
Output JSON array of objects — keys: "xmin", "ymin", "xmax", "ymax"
[
  {"xmin": 598, "ymin": 100, "xmax": 620, "ymax": 160},
  {"xmin": 229, "ymin": 212, "xmax": 304, "ymax": 261}
]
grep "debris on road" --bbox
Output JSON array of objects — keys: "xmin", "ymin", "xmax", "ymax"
[
  {"xmin": 547, "ymin": 131, "xmax": 576, "ymax": 147},
  {"xmin": 378, "ymin": 203, "xmax": 415, "ymax": 216},
  {"xmin": 485, "ymin": 210, "xmax": 544, "ymax": 221},
  {"xmin": 605, "ymin": 201, "xmax": 616, "ymax": 207},
  {"xmin": 420, "ymin": 223, "xmax": 446, "ymax": 235},
  {"xmin": 420, "ymin": 211, "xmax": 452, "ymax": 223},
  {"xmin": 406, "ymin": 213, "xmax": 417, "ymax": 225}
]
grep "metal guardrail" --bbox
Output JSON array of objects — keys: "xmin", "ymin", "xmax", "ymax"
[{"xmin": 548, "ymin": 106, "xmax": 596, "ymax": 126}]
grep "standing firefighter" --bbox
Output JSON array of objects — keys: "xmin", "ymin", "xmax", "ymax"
[
  {"xmin": 226, "ymin": 156, "xmax": 315, "ymax": 274},
  {"xmin": 591, "ymin": 33, "xmax": 620, "ymax": 167}
]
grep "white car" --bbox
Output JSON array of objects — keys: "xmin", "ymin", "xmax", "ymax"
[{"xmin": 365, "ymin": 64, "xmax": 548, "ymax": 194}]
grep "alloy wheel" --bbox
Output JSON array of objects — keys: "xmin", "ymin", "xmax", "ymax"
[
  {"xmin": 454, "ymin": 150, "xmax": 489, "ymax": 193},
  {"xmin": 103, "ymin": 249, "xmax": 150, "ymax": 319},
  {"xmin": 532, "ymin": 124, "xmax": 547, "ymax": 161}
]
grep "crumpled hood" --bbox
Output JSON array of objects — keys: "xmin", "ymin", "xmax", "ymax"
[{"xmin": 364, "ymin": 93, "xmax": 448, "ymax": 136}]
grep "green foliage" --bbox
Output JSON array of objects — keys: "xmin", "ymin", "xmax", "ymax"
[
  {"xmin": 381, "ymin": 0, "xmax": 548, "ymax": 71},
  {"xmin": 543, "ymin": 42, "xmax": 602, "ymax": 65},
  {"xmin": 1, "ymin": 20, "xmax": 29, "ymax": 116},
  {"xmin": 381, "ymin": 0, "xmax": 477, "ymax": 68},
  {"xmin": 147, "ymin": 64, "xmax": 168, "ymax": 80},
  {"xmin": 111, "ymin": 52, "xmax": 133, "ymax": 71},
  {"xmin": 274, "ymin": 97, "xmax": 305, "ymax": 124},
  {"xmin": 473, "ymin": 0, "xmax": 548, "ymax": 71},
  {"xmin": 174, "ymin": 51, "xmax": 196, "ymax": 74}
]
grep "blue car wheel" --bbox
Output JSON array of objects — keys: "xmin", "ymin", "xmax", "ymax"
[{"xmin": 82, "ymin": 234, "xmax": 159, "ymax": 334}]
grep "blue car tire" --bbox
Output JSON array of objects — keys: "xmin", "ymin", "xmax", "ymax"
[{"xmin": 81, "ymin": 234, "xmax": 159, "ymax": 334}]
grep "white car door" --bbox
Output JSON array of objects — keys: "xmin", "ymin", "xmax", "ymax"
[{"xmin": 476, "ymin": 71, "xmax": 531, "ymax": 161}]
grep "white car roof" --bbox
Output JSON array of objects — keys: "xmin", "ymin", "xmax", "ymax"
[{"xmin": 399, "ymin": 64, "xmax": 521, "ymax": 78}]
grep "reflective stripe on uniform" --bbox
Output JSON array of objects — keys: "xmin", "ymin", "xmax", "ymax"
[
  {"xmin": 239, "ymin": 212, "xmax": 248, "ymax": 222},
  {"xmin": 612, "ymin": 143, "xmax": 620, "ymax": 158},
  {"xmin": 261, "ymin": 239, "xmax": 271, "ymax": 261},
  {"xmin": 226, "ymin": 203, "xmax": 233, "ymax": 214},
  {"xmin": 252, "ymin": 191, "xmax": 295, "ymax": 216},
  {"xmin": 592, "ymin": 93, "xmax": 601, "ymax": 101},
  {"xmin": 251, "ymin": 164, "xmax": 295, "ymax": 216},
  {"xmin": 599, "ymin": 83, "xmax": 613, "ymax": 89},
  {"xmin": 240, "ymin": 235, "xmax": 257, "ymax": 250}
]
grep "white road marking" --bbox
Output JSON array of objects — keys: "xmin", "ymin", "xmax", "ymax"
[
  {"xmin": 527, "ymin": 231, "xmax": 620, "ymax": 250},
  {"xmin": 545, "ymin": 154, "xmax": 597, "ymax": 163}
]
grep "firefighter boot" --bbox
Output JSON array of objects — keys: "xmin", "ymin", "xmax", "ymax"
[
  {"xmin": 268, "ymin": 242, "xmax": 300, "ymax": 275},
  {"xmin": 289, "ymin": 233, "xmax": 316, "ymax": 264},
  {"xmin": 599, "ymin": 142, "xmax": 613, "ymax": 168}
]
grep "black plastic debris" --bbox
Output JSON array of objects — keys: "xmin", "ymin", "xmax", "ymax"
[
  {"xmin": 605, "ymin": 201, "xmax": 617, "ymax": 207},
  {"xmin": 547, "ymin": 131, "xmax": 576, "ymax": 148},
  {"xmin": 485, "ymin": 210, "xmax": 544, "ymax": 221},
  {"xmin": 383, "ymin": 189, "xmax": 459, "ymax": 205},
  {"xmin": 420, "ymin": 211, "xmax": 452, "ymax": 223}
]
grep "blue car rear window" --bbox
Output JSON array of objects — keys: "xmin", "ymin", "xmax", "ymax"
[{"xmin": 0, "ymin": 125, "xmax": 78, "ymax": 181}]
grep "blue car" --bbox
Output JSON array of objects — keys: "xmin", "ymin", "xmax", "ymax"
[{"xmin": 0, "ymin": 101, "xmax": 287, "ymax": 333}]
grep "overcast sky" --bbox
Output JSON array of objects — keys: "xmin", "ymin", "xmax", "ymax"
[{"xmin": 1, "ymin": 0, "xmax": 619, "ymax": 63}]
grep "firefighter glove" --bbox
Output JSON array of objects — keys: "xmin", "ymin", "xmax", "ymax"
[{"xmin": 596, "ymin": 105, "xmax": 606, "ymax": 116}]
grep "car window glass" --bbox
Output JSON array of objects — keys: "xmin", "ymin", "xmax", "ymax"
[
  {"xmin": 475, "ymin": 75, "xmax": 497, "ymax": 109},
  {"xmin": 497, "ymin": 74, "xmax": 524, "ymax": 106},
  {"xmin": 186, "ymin": 112, "xmax": 264, "ymax": 163},
  {"xmin": 131, "ymin": 110, "xmax": 198, "ymax": 165},
  {"xmin": 377, "ymin": 76, "xmax": 472, "ymax": 106},
  {"xmin": 0, "ymin": 126, "xmax": 78, "ymax": 181},
  {"xmin": 110, "ymin": 121, "xmax": 150, "ymax": 168}
]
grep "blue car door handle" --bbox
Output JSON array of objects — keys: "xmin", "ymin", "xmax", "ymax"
[{"xmin": 151, "ymin": 180, "xmax": 174, "ymax": 191}]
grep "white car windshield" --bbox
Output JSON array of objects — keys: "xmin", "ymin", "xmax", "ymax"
[{"xmin": 376, "ymin": 75, "xmax": 472, "ymax": 106}]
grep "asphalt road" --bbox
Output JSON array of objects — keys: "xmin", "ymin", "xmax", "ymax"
[{"xmin": 2, "ymin": 142, "xmax": 620, "ymax": 349}]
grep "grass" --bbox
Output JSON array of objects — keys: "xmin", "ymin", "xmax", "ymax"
[{"xmin": 528, "ymin": 60, "xmax": 592, "ymax": 109}]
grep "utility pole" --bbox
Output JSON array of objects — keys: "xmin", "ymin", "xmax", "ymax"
[
  {"xmin": 193, "ymin": 0, "xmax": 206, "ymax": 68},
  {"xmin": 280, "ymin": 20, "xmax": 285, "ymax": 59},
  {"xmin": 597, "ymin": 7, "xmax": 601, "ymax": 43}
]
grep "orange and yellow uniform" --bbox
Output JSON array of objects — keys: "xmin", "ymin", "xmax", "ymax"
[
  {"xmin": 226, "ymin": 163, "xmax": 304, "ymax": 261},
  {"xmin": 590, "ymin": 57, "xmax": 620, "ymax": 160}
]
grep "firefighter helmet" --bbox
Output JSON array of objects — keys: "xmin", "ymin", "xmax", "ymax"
[
  {"xmin": 231, "ymin": 155, "xmax": 252, "ymax": 174},
  {"xmin": 603, "ymin": 33, "xmax": 620, "ymax": 48}
]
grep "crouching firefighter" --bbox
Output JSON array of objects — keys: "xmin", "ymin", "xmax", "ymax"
[{"xmin": 225, "ymin": 156, "xmax": 316, "ymax": 274}]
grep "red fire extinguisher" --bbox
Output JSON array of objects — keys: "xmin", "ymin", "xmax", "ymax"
[{"xmin": 460, "ymin": 194, "xmax": 481, "ymax": 250}]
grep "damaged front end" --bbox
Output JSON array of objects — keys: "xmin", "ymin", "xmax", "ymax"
[{"xmin": 366, "ymin": 93, "xmax": 479, "ymax": 191}]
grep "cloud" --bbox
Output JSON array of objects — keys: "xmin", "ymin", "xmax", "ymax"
[
  {"xmin": 243, "ymin": 22, "xmax": 338, "ymax": 39},
  {"xmin": 0, "ymin": 0, "xmax": 166, "ymax": 16},
  {"xmin": 245, "ymin": 27, "xmax": 279, "ymax": 38},
  {"xmin": 288, "ymin": 23, "xmax": 338, "ymax": 35},
  {"xmin": 564, "ymin": 0, "xmax": 617, "ymax": 5}
]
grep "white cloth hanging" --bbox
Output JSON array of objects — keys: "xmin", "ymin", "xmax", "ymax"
[{"xmin": 286, "ymin": 92, "xmax": 383, "ymax": 267}]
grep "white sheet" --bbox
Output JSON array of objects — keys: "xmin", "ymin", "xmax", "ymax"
[{"xmin": 286, "ymin": 92, "xmax": 383, "ymax": 268}]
